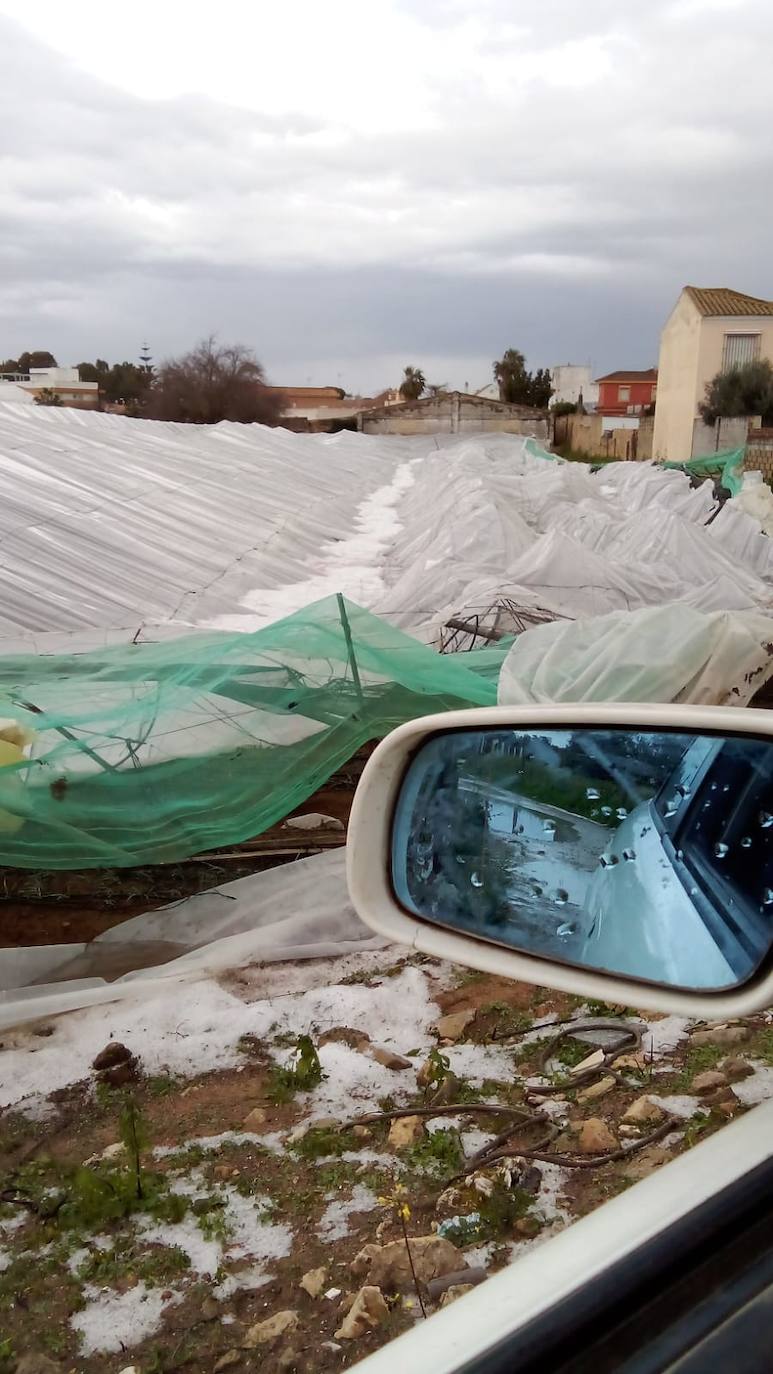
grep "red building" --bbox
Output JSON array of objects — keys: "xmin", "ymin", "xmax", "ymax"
[{"xmin": 595, "ymin": 368, "xmax": 658, "ymax": 417}]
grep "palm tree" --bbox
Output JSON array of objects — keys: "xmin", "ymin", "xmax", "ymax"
[
  {"xmin": 493, "ymin": 349, "xmax": 527, "ymax": 403},
  {"xmin": 399, "ymin": 366, "xmax": 426, "ymax": 401}
]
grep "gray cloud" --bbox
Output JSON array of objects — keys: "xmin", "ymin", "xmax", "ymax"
[{"xmin": 1, "ymin": 2, "xmax": 772, "ymax": 391}]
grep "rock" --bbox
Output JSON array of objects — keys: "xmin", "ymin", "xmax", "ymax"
[
  {"xmin": 337, "ymin": 1292, "xmax": 357, "ymax": 1314},
  {"xmin": 719, "ymin": 1056, "xmax": 754, "ymax": 1081},
  {"xmin": 520, "ymin": 1165, "xmax": 543, "ymax": 1195},
  {"xmin": 622, "ymin": 1096, "xmax": 666, "ymax": 1126},
  {"xmin": 439, "ymin": 1283, "xmax": 475, "ymax": 1307},
  {"xmin": 350, "ymin": 1243, "xmax": 382, "ymax": 1278},
  {"xmin": 388, "ymin": 1115, "xmax": 425, "ymax": 1149},
  {"xmin": 577, "ymin": 1118, "xmax": 618, "ymax": 1154},
  {"xmin": 425, "ymin": 1267, "xmax": 487, "ymax": 1300},
  {"xmin": 427, "ymin": 1073, "xmax": 461, "ymax": 1105},
  {"xmin": 690, "ymin": 1026, "xmax": 750, "ymax": 1048},
  {"xmin": 434, "ymin": 1010, "xmax": 475, "ymax": 1041},
  {"xmin": 201, "ymin": 1295, "xmax": 221, "ymax": 1321},
  {"xmin": 99, "ymin": 1058, "xmax": 139, "ymax": 1086},
  {"xmin": 370, "ymin": 1045, "xmax": 412, "ymax": 1071},
  {"xmin": 92, "ymin": 1041, "xmax": 133, "ymax": 1071},
  {"xmin": 692, "ymin": 1071, "xmax": 728, "ymax": 1094},
  {"xmin": 13, "ymin": 1359, "xmax": 60, "ymax": 1374},
  {"xmin": 352, "ymin": 1125, "xmax": 372, "ymax": 1141},
  {"xmin": 714, "ymin": 1096, "xmax": 741, "ymax": 1119},
  {"xmin": 243, "ymin": 1107, "xmax": 267, "ymax": 1129},
  {"xmin": 334, "ymin": 1285, "xmax": 389, "ymax": 1339},
  {"xmin": 514, "ymin": 1215, "xmax": 542, "ymax": 1238},
  {"xmin": 118, "ymin": 1368, "xmax": 142, "ymax": 1374},
  {"xmin": 277, "ymin": 1350, "xmax": 302, "ymax": 1373},
  {"xmin": 578, "ymin": 1075, "xmax": 616, "ymax": 1102},
  {"xmin": 703, "ymin": 1085, "xmax": 737, "ymax": 1107},
  {"xmin": 622, "ymin": 1145, "xmax": 672, "ymax": 1181},
  {"xmin": 214, "ymin": 1164, "xmax": 232, "ymax": 1180},
  {"xmin": 243, "ymin": 1310, "xmax": 300, "ymax": 1348},
  {"xmin": 214, "ymin": 1353, "xmax": 242, "ymax": 1372},
  {"xmin": 357, "ymin": 1235, "xmax": 465, "ymax": 1290},
  {"xmin": 570, "ymin": 1048, "xmax": 606, "ymax": 1076},
  {"xmin": 319, "ymin": 1026, "xmax": 370, "ymax": 1049},
  {"xmin": 436, "ymin": 1185, "xmax": 464, "ymax": 1215},
  {"xmin": 299, "ymin": 1266, "xmax": 328, "ymax": 1298},
  {"xmin": 614, "ymin": 1054, "xmax": 648, "ymax": 1072}
]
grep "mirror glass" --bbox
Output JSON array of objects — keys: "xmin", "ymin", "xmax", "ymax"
[{"xmin": 391, "ymin": 727, "xmax": 773, "ymax": 991}]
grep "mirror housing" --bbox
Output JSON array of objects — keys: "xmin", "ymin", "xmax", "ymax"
[{"xmin": 346, "ymin": 703, "xmax": 773, "ymax": 1016}]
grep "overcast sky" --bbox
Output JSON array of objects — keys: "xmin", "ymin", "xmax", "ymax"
[{"xmin": 1, "ymin": 0, "xmax": 771, "ymax": 394}]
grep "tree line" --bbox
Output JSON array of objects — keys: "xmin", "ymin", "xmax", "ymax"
[{"xmin": 398, "ymin": 350, "xmax": 553, "ymax": 407}]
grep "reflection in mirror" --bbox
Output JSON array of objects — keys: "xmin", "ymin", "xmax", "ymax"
[{"xmin": 391, "ymin": 728, "xmax": 773, "ymax": 992}]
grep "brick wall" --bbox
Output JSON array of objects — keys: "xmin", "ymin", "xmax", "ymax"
[{"xmin": 746, "ymin": 429, "xmax": 773, "ymax": 482}]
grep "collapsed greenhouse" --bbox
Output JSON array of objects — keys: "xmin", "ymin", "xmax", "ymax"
[{"xmin": 1, "ymin": 396, "xmax": 772, "ymax": 1025}]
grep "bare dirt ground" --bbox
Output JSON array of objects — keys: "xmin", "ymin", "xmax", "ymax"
[{"xmin": 1, "ymin": 955, "xmax": 772, "ymax": 1374}]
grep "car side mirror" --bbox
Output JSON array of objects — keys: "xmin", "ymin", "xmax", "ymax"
[{"xmin": 346, "ymin": 704, "xmax": 773, "ymax": 1016}]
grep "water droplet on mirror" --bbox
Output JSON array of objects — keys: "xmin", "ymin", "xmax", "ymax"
[
  {"xmin": 676, "ymin": 848, "xmax": 684, "ymax": 861},
  {"xmin": 722, "ymin": 784, "xmax": 730, "ymax": 793},
  {"xmin": 763, "ymin": 889, "xmax": 773, "ymax": 908},
  {"xmin": 586, "ymin": 787, "xmax": 600, "ymax": 800},
  {"xmin": 714, "ymin": 842, "xmax": 729, "ymax": 859},
  {"xmin": 600, "ymin": 853, "xmax": 620, "ymax": 868},
  {"xmin": 761, "ymin": 812, "xmax": 773, "ymax": 829},
  {"xmin": 556, "ymin": 921, "xmax": 576, "ymax": 938},
  {"xmin": 470, "ymin": 872, "xmax": 483, "ymax": 888},
  {"xmin": 676, "ymin": 785, "xmax": 691, "ymax": 799},
  {"xmin": 455, "ymin": 854, "xmax": 466, "ymax": 864},
  {"xmin": 616, "ymin": 807, "xmax": 628, "ymax": 820},
  {"xmin": 710, "ymin": 782, "xmax": 717, "ymax": 791},
  {"xmin": 554, "ymin": 889, "xmax": 569, "ymax": 905},
  {"xmin": 590, "ymin": 809, "xmax": 599, "ymax": 818},
  {"xmin": 690, "ymin": 887, "xmax": 699, "ymax": 897},
  {"xmin": 665, "ymin": 798, "xmax": 678, "ymax": 817},
  {"xmin": 741, "ymin": 836, "xmax": 753, "ymax": 849},
  {"xmin": 622, "ymin": 848, "xmax": 636, "ymax": 862}
]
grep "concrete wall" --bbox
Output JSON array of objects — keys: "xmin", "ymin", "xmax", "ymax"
[
  {"xmin": 654, "ymin": 290, "xmax": 773, "ymax": 461},
  {"xmin": 550, "ymin": 364, "xmax": 599, "ymax": 408},
  {"xmin": 690, "ymin": 416, "xmax": 751, "ymax": 459},
  {"xmin": 556, "ymin": 413, "xmax": 653, "ymax": 461},
  {"xmin": 360, "ymin": 393, "xmax": 548, "ymax": 441}
]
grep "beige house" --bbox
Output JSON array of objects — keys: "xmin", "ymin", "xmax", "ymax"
[{"xmin": 653, "ymin": 286, "xmax": 773, "ymax": 461}]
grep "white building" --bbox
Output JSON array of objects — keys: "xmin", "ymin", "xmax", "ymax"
[
  {"xmin": 0, "ymin": 366, "xmax": 99, "ymax": 408},
  {"xmin": 550, "ymin": 364, "xmax": 598, "ymax": 410}
]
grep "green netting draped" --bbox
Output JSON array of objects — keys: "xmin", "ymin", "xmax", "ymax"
[
  {"xmin": 663, "ymin": 446, "xmax": 746, "ymax": 496},
  {"xmin": 0, "ymin": 596, "xmax": 507, "ymax": 869}
]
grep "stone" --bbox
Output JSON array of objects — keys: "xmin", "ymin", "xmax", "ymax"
[
  {"xmin": 578, "ymin": 1075, "xmax": 616, "ymax": 1102},
  {"xmin": 513, "ymin": 1215, "xmax": 542, "ymax": 1238},
  {"xmin": 243, "ymin": 1310, "xmax": 300, "ymax": 1348},
  {"xmin": 622, "ymin": 1096, "xmax": 666, "ymax": 1126},
  {"xmin": 350, "ymin": 1243, "xmax": 382, "ymax": 1278},
  {"xmin": 425, "ymin": 1266, "xmax": 487, "ymax": 1300},
  {"xmin": 577, "ymin": 1118, "xmax": 618, "ymax": 1154},
  {"xmin": 352, "ymin": 1125, "xmax": 372, "ymax": 1141},
  {"xmin": 201, "ymin": 1295, "xmax": 221, "ymax": 1321},
  {"xmin": 356, "ymin": 1235, "xmax": 465, "ymax": 1290},
  {"xmin": 439, "ymin": 1283, "xmax": 475, "ymax": 1307},
  {"xmin": 703, "ymin": 1085, "xmax": 737, "ymax": 1108},
  {"xmin": 277, "ymin": 1350, "xmax": 302, "ymax": 1373},
  {"xmin": 622, "ymin": 1145, "xmax": 672, "ymax": 1181},
  {"xmin": 334, "ymin": 1285, "xmax": 389, "ymax": 1339},
  {"xmin": 370, "ymin": 1045, "xmax": 412, "ymax": 1071},
  {"xmin": 98, "ymin": 1058, "xmax": 139, "ymax": 1087},
  {"xmin": 92, "ymin": 1041, "xmax": 133, "ymax": 1070},
  {"xmin": 614, "ymin": 1054, "xmax": 648, "ymax": 1072},
  {"xmin": 214, "ymin": 1353, "xmax": 242, "ymax": 1372},
  {"xmin": 319, "ymin": 1026, "xmax": 370, "ymax": 1049},
  {"xmin": 692, "ymin": 1070, "xmax": 728, "ymax": 1094},
  {"xmin": 714, "ymin": 1097, "xmax": 741, "ymax": 1119},
  {"xmin": 719, "ymin": 1056, "xmax": 754, "ymax": 1081},
  {"xmin": 434, "ymin": 1010, "xmax": 475, "ymax": 1041},
  {"xmin": 13, "ymin": 1359, "xmax": 60, "ymax": 1374},
  {"xmin": 242, "ymin": 1107, "xmax": 267, "ymax": 1129},
  {"xmin": 690, "ymin": 1026, "xmax": 750, "ymax": 1048},
  {"xmin": 299, "ymin": 1266, "xmax": 328, "ymax": 1298},
  {"xmin": 388, "ymin": 1115, "xmax": 425, "ymax": 1149},
  {"xmin": 570, "ymin": 1048, "xmax": 606, "ymax": 1076},
  {"xmin": 337, "ymin": 1292, "xmax": 357, "ymax": 1314},
  {"xmin": 214, "ymin": 1164, "xmax": 232, "ymax": 1180}
]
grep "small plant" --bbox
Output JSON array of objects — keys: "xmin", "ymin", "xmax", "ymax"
[
  {"xmin": 0, "ymin": 1337, "xmax": 13, "ymax": 1373},
  {"xmin": 119, "ymin": 1092, "xmax": 148, "ymax": 1200},
  {"xmin": 422, "ymin": 1047, "xmax": 452, "ymax": 1095},
  {"xmin": 402, "ymin": 1128, "xmax": 463, "ymax": 1180},
  {"xmin": 267, "ymin": 1035, "xmax": 325, "ymax": 1103},
  {"xmin": 289, "ymin": 1126, "xmax": 356, "ymax": 1161},
  {"xmin": 378, "ymin": 1184, "xmax": 426, "ymax": 1318}
]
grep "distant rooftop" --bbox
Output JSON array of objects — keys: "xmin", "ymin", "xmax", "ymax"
[
  {"xmin": 594, "ymin": 369, "xmax": 658, "ymax": 383},
  {"xmin": 684, "ymin": 286, "xmax": 773, "ymax": 317}
]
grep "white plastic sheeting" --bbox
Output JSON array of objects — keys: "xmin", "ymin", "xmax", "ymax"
[
  {"xmin": 498, "ymin": 605, "xmax": 773, "ymax": 707},
  {"xmin": 4, "ymin": 408, "xmax": 773, "ymax": 1031}
]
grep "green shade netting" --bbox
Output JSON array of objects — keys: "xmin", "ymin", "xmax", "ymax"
[
  {"xmin": 0, "ymin": 596, "xmax": 507, "ymax": 868},
  {"xmin": 663, "ymin": 446, "xmax": 746, "ymax": 496}
]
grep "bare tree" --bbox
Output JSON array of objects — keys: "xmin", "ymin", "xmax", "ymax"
[{"xmin": 146, "ymin": 336, "xmax": 281, "ymax": 425}]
